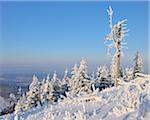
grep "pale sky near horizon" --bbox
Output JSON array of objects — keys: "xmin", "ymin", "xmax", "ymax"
[{"xmin": 0, "ymin": 1, "xmax": 149, "ymax": 73}]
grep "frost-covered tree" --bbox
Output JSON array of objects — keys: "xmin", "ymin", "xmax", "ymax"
[
  {"xmin": 95, "ymin": 65, "xmax": 112, "ymax": 91},
  {"xmin": 106, "ymin": 6, "xmax": 128, "ymax": 87},
  {"xmin": 9, "ymin": 93, "xmax": 17, "ymax": 106},
  {"xmin": 51, "ymin": 71, "xmax": 65, "ymax": 102},
  {"xmin": 133, "ymin": 51, "xmax": 143, "ymax": 78},
  {"xmin": 62, "ymin": 68, "xmax": 69, "ymax": 84},
  {"xmin": 41, "ymin": 77, "xmax": 54, "ymax": 104},
  {"xmin": 125, "ymin": 67, "xmax": 133, "ymax": 81},
  {"xmin": 15, "ymin": 93, "xmax": 27, "ymax": 113},
  {"xmin": 69, "ymin": 64, "xmax": 79, "ymax": 93},
  {"xmin": 17, "ymin": 86, "xmax": 22, "ymax": 100},
  {"xmin": 96, "ymin": 66, "xmax": 109, "ymax": 81},
  {"xmin": 71, "ymin": 64, "xmax": 78, "ymax": 80},
  {"xmin": 8, "ymin": 93, "xmax": 17, "ymax": 112},
  {"xmin": 61, "ymin": 68, "xmax": 70, "ymax": 97},
  {"xmin": 51, "ymin": 71, "xmax": 61, "ymax": 87},
  {"xmin": 70, "ymin": 58, "xmax": 92, "ymax": 96},
  {"xmin": 26, "ymin": 75, "xmax": 41, "ymax": 109}
]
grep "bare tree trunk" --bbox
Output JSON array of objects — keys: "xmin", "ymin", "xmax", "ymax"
[{"xmin": 115, "ymin": 25, "xmax": 121, "ymax": 87}]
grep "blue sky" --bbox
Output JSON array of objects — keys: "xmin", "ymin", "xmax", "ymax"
[{"xmin": 0, "ymin": 1, "xmax": 149, "ymax": 73}]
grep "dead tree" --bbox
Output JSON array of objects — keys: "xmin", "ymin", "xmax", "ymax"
[{"xmin": 105, "ymin": 6, "xmax": 129, "ymax": 87}]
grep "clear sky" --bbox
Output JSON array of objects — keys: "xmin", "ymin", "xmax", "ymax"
[{"xmin": 0, "ymin": 1, "xmax": 149, "ymax": 73}]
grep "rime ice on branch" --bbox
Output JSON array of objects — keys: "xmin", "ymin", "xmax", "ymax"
[{"xmin": 105, "ymin": 6, "xmax": 129, "ymax": 87}]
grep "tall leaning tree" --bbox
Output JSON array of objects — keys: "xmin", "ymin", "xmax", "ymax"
[{"xmin": 105, "ymin": 6, "xmax": 129, "ymax": 87}]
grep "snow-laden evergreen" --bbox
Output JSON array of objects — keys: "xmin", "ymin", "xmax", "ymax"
[
  {"xmin": 133, "ymin": 51, "xmax": 143, "ymax": 78},
  {"xmin": 25, "ymin": 75, "xmax": 41, "ymax": 109},
  {"xmin": 70, "ymin": 58, "xmax": 92, "ymax": 96},
  {"xmin": 51, "ymin": 71, "xmax": 61, "ymax": 88},
  {"xmin": 96, "ymin": 65, "xmax": 109, "ymax": 81},
  {"xmin": 62, "ymin": 68, "xmax": 69, "ymax": 85},
  {"xmin": 15, "ymin": 93, "xmax": 27, "ymax": 113},
  {"xmin": 124, "ymin": 67, "xmax": 133, "ymax": 81},
  {"xmin": 41, "ymin": 77, "xmax": 54, "ymax": 105}
]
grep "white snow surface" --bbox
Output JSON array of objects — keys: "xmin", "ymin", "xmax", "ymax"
[{"xmin": 1, "ymin": 75, "xmax": 150, "ymax": 120}]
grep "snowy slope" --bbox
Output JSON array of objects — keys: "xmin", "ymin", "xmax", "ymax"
[{"xmin": 1, "ymin": 76, "xmax": 150, "ymax": 120}]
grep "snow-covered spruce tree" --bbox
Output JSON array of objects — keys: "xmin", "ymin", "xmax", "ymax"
[
  {"xmin": 16, "ymin": 86, "xmax": 22, "ymax": 100},
  {"xmin": 106, "ymin": 6, "xmax": 128, "ymax": 87},
  {"xmin": 41, "ymin": 76, "xmax": 54, "ymax": 104},
  {"xmin": 62, "ymin": 68, "xmax": 69, "ymax": 84},
  {"xmin": 95, "ymin": 65, "xmax": 112, "ymax": 90},
  {"xmin": 15, "ymin": 93, "xmax": 27, "ymax": 113},
  {"xmin": 26, "ymin": 75, "xmax": 41, "ymax": 109},
  {"xmin": 71, "ymin": 63, "xmax": 78, "ymax": 80},
  {"xmin": 133, "ymin": 51, "xmax": 143, "ymax": 78},
  {"xmin": 69, "ymin": 64, "xmax": 78, "ymax": 90},
  {"xmin": 51, "ymin": 71, "xmax": 63, "ymax": 102},
  {"xmin": 96, "ymin": 65, "xmax": 109, "ymax": 81},
  {"xmin": 0, "ymin": 93, "xmax": 17, "ymax": 115},
  {"xmin": 61, "ymin": 68, "xmax": 70, "ymax": 97},
  {"xmin": 51, "ymin": 71, "xmax": 61, "ymax": 88},
  {"xmin": 70, "ymin": 58, "xmax": 92, "ymax": 96},
  {"xmin": 125, "ymin": 67, "xmax": 133, "ymax": 81},
  {"xmin": 8, "ymin": 93, "xmax": 17, "ymax": 113},
  {"xmin": 40, "ymin": 78, "xmax": 46, "ymax": 104}
]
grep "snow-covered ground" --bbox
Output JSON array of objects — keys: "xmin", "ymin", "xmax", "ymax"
[{"xmin": 1, "ymin": 76, "xmax": 150, "ymax": 120}]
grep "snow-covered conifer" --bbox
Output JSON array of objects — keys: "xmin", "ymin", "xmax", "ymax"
[
  {"xmin": 133, "ymin": 51, "xmax": 143, "ymax": 78},
  {"xmin": 62, "ymin": 68, "xmax": 69, "ymax": 84},
  {"xmin": 96, "ymin": 66, "xmax": 109, "ymax": 81},
  {"xmin": 51, "ymin": 71, "xmax": 61, "ymax": 87},
  {"xmin": 71, "ymin": 64, "xmax": 78, "ymax": 80},
  {"xmin": 70, "ymin": 58, "xmax": 92, "ymax": 96},
  {"xmin": 95, "ymin": 65, "xmax": 112, "ymax": 90},
  {"xmin": 125, "ymin": 67, "xmax": 133, "ymax": 81},
  {"xmin": 43, "ymin": 78, "xmax": 54, "ymax": 103},
  {"xmin": 9, "ymin": 93, "xmax": 17, "ymax": 108},
  {"xmin": 26, "ymin": 75, "xmax": 41, "ymax": 109},
  {"xmin": 15, "ymin": 93, "xmax": 27, "ymax": 113},
  {"xmin": 17, "ymin": 86, "xmax": 22, "ymax": 99}
]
